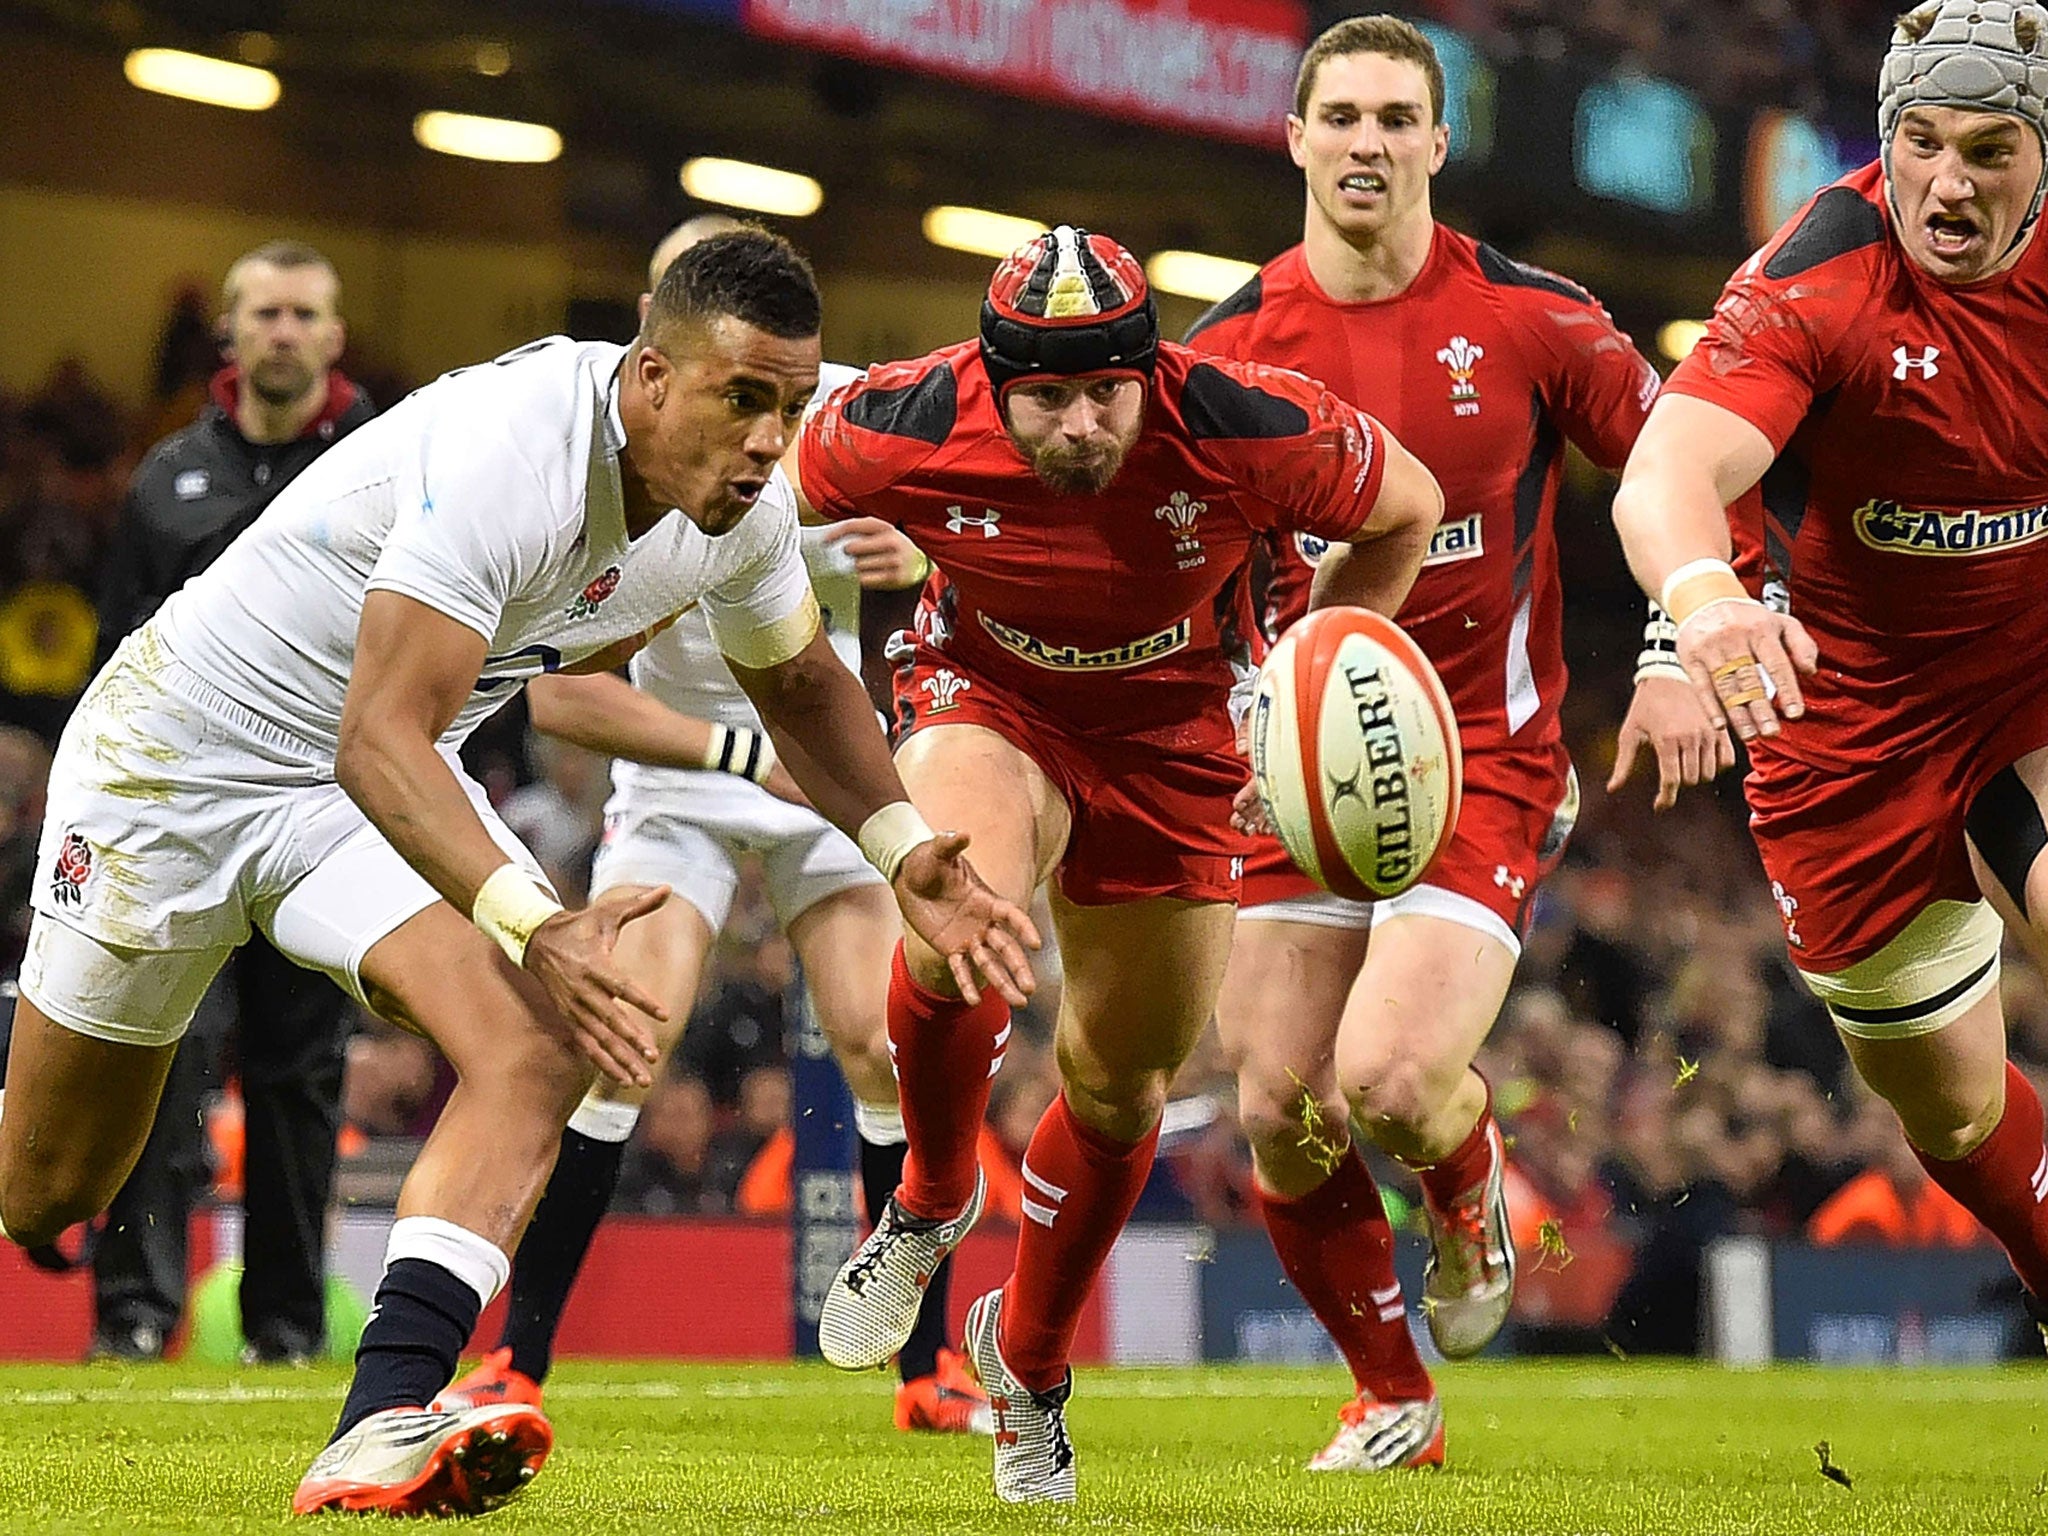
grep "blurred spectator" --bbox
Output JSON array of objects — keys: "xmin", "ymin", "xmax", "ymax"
[
  {"xmin": 681, "ymin": 933, "xmax": 795, "ymax": 1104},
  {"xmin": 714, "ymin": 1065, "xmax": 794, "ymax": 1214},
  {"xmin": 616, "ymin": 1075, "xmax": 723, "ymax": 1215},
  {"xmin": 0, "ymin": 725, "xmax": 52, "ymax": 976},
  {"xmin": 1809, "ymin": 1117, "xmax": 1987, "ymax": 1248},
  {"xmin": 343, "ymin": 1026, "xmax": 442, "ymax": 1140}
]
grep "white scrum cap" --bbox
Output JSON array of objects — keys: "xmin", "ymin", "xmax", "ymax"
[{"xmin": 1879, "ymin": 1, "xmax": 2048, "ymax": 245}]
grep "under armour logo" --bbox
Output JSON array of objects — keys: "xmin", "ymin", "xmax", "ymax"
[
  {"xmin": 945, "ymin": 505, "xmax": 1002, "ymax": 537},
  {"xmin": 1892, "ymin": 344, "xmax": 1940, "ymax": 381},
  {"xmin": 1492, "ymin": 865, "xmax": 1525, "ymax": 900}
]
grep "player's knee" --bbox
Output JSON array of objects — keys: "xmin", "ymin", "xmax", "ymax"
[
  {"xmin": 0, "ymin": 1172, "xmax": 104, "ymax": 1250},
  {"xmin": 1059, "ymin": 1062, "xmax": 1170, "ymax": 1144},
  {"xmin": 1342, "ymin": 1045, "xmax": 1447, "ymax": 1140},
  {"xmin": 1235, "ymin": 1063, "xmax": 1347, "ymax": 1171}
]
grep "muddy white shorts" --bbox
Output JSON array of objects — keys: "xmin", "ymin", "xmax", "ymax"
[
  {"xmin": 591, "ymin": 766, "xmax": 882, "ymax": 933},
  {"xmin": 21, "ymin": 627, "xmax": 545, "ymax": 1046}
]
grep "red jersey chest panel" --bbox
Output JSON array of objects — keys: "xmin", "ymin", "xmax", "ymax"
[
  {"xmin": 801, "ymin": 341, "xmax": 1384, "ymax": 746},
  {"xmin": 1188, "ymin": 231, "xmax": 1654, "ymax": 749},
  {"xmin": 1673, "ymin": 165, "xmax": 2048, "ymax": 665}
]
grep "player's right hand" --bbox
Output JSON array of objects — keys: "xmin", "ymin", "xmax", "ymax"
[
  {"xmin": 523, "ymin": 884, "xmax": 672, "ymax": 1087},
  {"xmin": 823, "ymin": 518, "xmax": 931, "ymax": 591},
  {"xmin": 892, "ymin": 832, "xmax": 1041, "ymax": 1007},
  {"xmin": 1676, "ymin": 600, "xmax": 1818, "ymax": 743},
  {"xmin": 1231, "ymin": 777, "xmax": 1276, "ymax": 837}
]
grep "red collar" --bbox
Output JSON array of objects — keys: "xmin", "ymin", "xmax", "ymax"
[{"xmin": 209, "ymin": 366, "xmax": 360, "ymax": 439}]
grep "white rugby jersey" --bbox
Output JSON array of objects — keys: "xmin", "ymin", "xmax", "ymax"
[{"xmin": 154, "ymin": 337, "xmax": 814, "ymax": 760}]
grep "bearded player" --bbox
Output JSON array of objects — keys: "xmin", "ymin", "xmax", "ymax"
[
  {"xmin": 794, "ymin": 226, "xmax": 1444, "ymax": 1503},
  {"xmin": 434, "ymin": 217, "xmax": 989, "ymax": 1437},
  {"xmin": 1184, "ymin": 14, "xmax": 1723, "ymax": 1470},
  {"xmin": 1614, "ymin": 0, "xmax": 2048, "ymax": 1359}
]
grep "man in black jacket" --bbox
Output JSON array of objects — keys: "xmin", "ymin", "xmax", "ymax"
[{"xmin": 86, "ymin": 240, "xmax": 373, "ymax": 1363}]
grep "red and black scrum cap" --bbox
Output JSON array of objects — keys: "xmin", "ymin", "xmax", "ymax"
[{"xmin": 979, "ymin": 225, "xmax": 1159, "ymax": 396}]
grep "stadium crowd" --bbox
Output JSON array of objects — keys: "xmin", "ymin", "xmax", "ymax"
[{"xmin": 1388, "ymin": 0, "xmax": 1898, "ymax": 122}]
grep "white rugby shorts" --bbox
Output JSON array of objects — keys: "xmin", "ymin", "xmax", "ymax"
[
  {"xmin": 590, "ymin": 768, "xmax": 882, "ymax": 933},
  {"xmin": 21, "ymin": 627, "xmax": 546, "ymax": 1046}
]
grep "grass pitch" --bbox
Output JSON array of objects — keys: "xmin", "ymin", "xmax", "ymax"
[{"xmin": 0, "ymin": 1358, "xmax": 2043, "ymax": 1534}]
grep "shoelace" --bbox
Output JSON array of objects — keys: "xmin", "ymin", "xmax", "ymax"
[
  {"xmin": 845, "ymin": 1202, "xmax": 938, "ymax": 1291},
  {"xmin": 1440, "ymin": 1196, "xmax": 1498, "ymax": 1284},
  {"xmin": 1035, "ymin": 1391, "xmax": 1075, "ymax": 1473}
]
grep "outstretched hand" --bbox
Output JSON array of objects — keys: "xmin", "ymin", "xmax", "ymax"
[
  {"xmin": 523, "ymin": 883, "xmax": 671, "ymax": 1087},
  {"xmin": 1608, "ymin": 673, "xmax": 1737, "ymax": 810},
  {"xmin": 892, "ymin": 831, "xmax": 1041, "ymax": 1006}
]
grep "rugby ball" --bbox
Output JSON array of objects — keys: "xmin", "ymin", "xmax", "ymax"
[{"xmin": 1249, "ymin": 607, "xmax": 1461, "ymax": 902}]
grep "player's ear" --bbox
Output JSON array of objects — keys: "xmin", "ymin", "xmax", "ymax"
[
  {"xmin": 636, "ymin": 343, "xmax": 673, "ymax": 408},
  {"xmin": 1429, "ymin": 121, "xmax": 1450, "ymax": 176}
]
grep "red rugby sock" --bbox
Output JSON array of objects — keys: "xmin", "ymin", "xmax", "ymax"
[
  {"xmin": 888, "ymin": 942, "xmax": 1009, "ymax": 1221},
  {"xmin": 999, "ymin": 1095, "xmax": 1158, "ymax": 1392},
  {"xmin": 1913, "ymin": 1061, "xmax": 2048, "ymax": 1298},
  {"xmin": 1257, "ymin": 1150, "xmax": 1433, "ymax": 1402},
  {"xmin": 1412, "ymin": 1077, "xmax": 1499, "ymax": 1215}
]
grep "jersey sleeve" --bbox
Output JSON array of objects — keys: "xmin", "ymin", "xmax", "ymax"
[
  {"xmin": 703, "ymin": 467, "xmax": 823, "ymax": 670},
  {"xmin": 1500, "ymin": 283, "xmax": 1661, "ymax": 471},
  {"xmin": 797, "ymin": 355, "xmax": 956, "ymax": 524},
  {"xmin": 365, "ymin": 424, "xmax": 557, "ymax": 642},
  {"xmin": 1661, "ymin": 259, "xmax": 1829, "ymax": 453},
  {"xmin": 1188, "ymin": 359, "xmax": 1388, "ymax": 543}
]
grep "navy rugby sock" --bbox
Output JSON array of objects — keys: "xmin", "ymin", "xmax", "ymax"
[
  {"xmin": 501, "ymin": 1126, "xmax": 627, "ymax": 1384},
  {"xmin": 334, "ymin": 1259, "xmax": 481, "ymax": 1439}
]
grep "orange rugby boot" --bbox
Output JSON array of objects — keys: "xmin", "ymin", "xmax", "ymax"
[
  {"xmin": 1306, "ymin": 1392, "xmax": 1446, "ymax": 1472},
  {"xmin": 894, "ymin": 1346, "xmax": 995, "ymax": 1435},
  {"xmin": 433, "ymin": 1346, "xmax": 545, "ymax": 1411},
  {"xmin": 289, "ymin": 1402, "xmax": 552, "ymax": 1516}
]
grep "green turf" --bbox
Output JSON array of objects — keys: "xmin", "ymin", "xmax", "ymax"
[{"xmin": 0, "ymin": 1358, "xmax": 2043, "ymax": 1533}]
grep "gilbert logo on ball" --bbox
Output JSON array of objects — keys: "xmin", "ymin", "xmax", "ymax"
[{"xmin": 1250, "ymin": 607, "xmax": 1462, "ymax": 901}]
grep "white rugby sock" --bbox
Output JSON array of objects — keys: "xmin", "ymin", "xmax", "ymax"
[
  {"xmin": 568, "ymin": 1093, "xmax": 642, "ymax": 1144},
  {"xmin": 853, "ymin": 1098, "xmax": 907, "ymax": 1147},
  {"xmin": 384, "ymin": 1215, "xmax": 510, "ymax": 1308}
]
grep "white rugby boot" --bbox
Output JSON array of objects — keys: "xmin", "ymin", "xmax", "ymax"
[
  {"xmin": 819, "ymin": 1169, "xmax": 985, "ymax": 1370},
  {"xmin": 289, "ymin": 1402, "xmax": 552, "ymax": 1516},
  {"xmin": 1307, "ymin": 1392, "xmax": 1445, "ymax": 1472},
  {"xmin": 963, "ymin": 1287, "xmax": 1077, "ymax": 1504},
  {"xmin": 1420, "ymin": 1116, "xmax": 1517, "ymax": 1358}
]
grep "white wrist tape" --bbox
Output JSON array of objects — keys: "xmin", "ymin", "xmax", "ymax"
[
  {"xmin": 703, "ymin": 722, "xmax": 778, "ymax": 785},
  {"xmin": 1634, "ymin": 599, "xmax": 1689, "ymax": 686},
  {"xmin": 858, "ymin": 801, "xmax": 936, "ymax": 883},
  {"xmin": 471, "ymin": 863, "xmax": 564, "ymax": 966}
]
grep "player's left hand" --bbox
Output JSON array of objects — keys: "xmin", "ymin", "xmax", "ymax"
[
  {"xmin": 1231, "ymin": 778, "xmax": 1276, "ymax": 837},
  {"xmin": 823, "ymin": 518, "xmax": 931, "ymax": 591},
  {"xmin": 892, "ymin": 831, "xmax": 1041, "ymax": 1007},
  {"xmin": 1608, "ymin": 673, "xmax": 1737, "ymax": 810}
]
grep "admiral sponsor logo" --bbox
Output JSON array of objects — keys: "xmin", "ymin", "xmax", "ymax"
[
  {"xmin": 978, "ymin": 612, "xmax": 1190, "ymax": 671},
  {"xmin": 50, "ymin": 830, "xmax": 92, "ymax": 908},
  {"xmin": 1421, "ymin": 511, "xmax": 1484, "ymax": 567},
  {"xmin": 1339, "ymin": 664, "xmax": 1416, "ymax": 888},
  {"xmin": 1852, "ymin": 497, "xmax": 2048, "ymax": 557},
  {"xmin": 565, "ymin": 564, "xmax": 623, "ymax": 619}
]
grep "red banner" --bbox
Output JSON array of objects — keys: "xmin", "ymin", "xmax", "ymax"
[{"xmin": 742, "ymin": 0, "xmax": 1306, "ymax": 148}]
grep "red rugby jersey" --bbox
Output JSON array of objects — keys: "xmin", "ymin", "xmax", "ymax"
[
  {"xmin": 799, "ymin": 339, "xmax": 1389, "ymax": 755},
  {"xmin": 1666, "ymin": 160, "xmax": 2048, "ymax": 771},
  {"xmin": 1186, "ymin": 228, "xmax": 1659, "ymax": 756}
]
